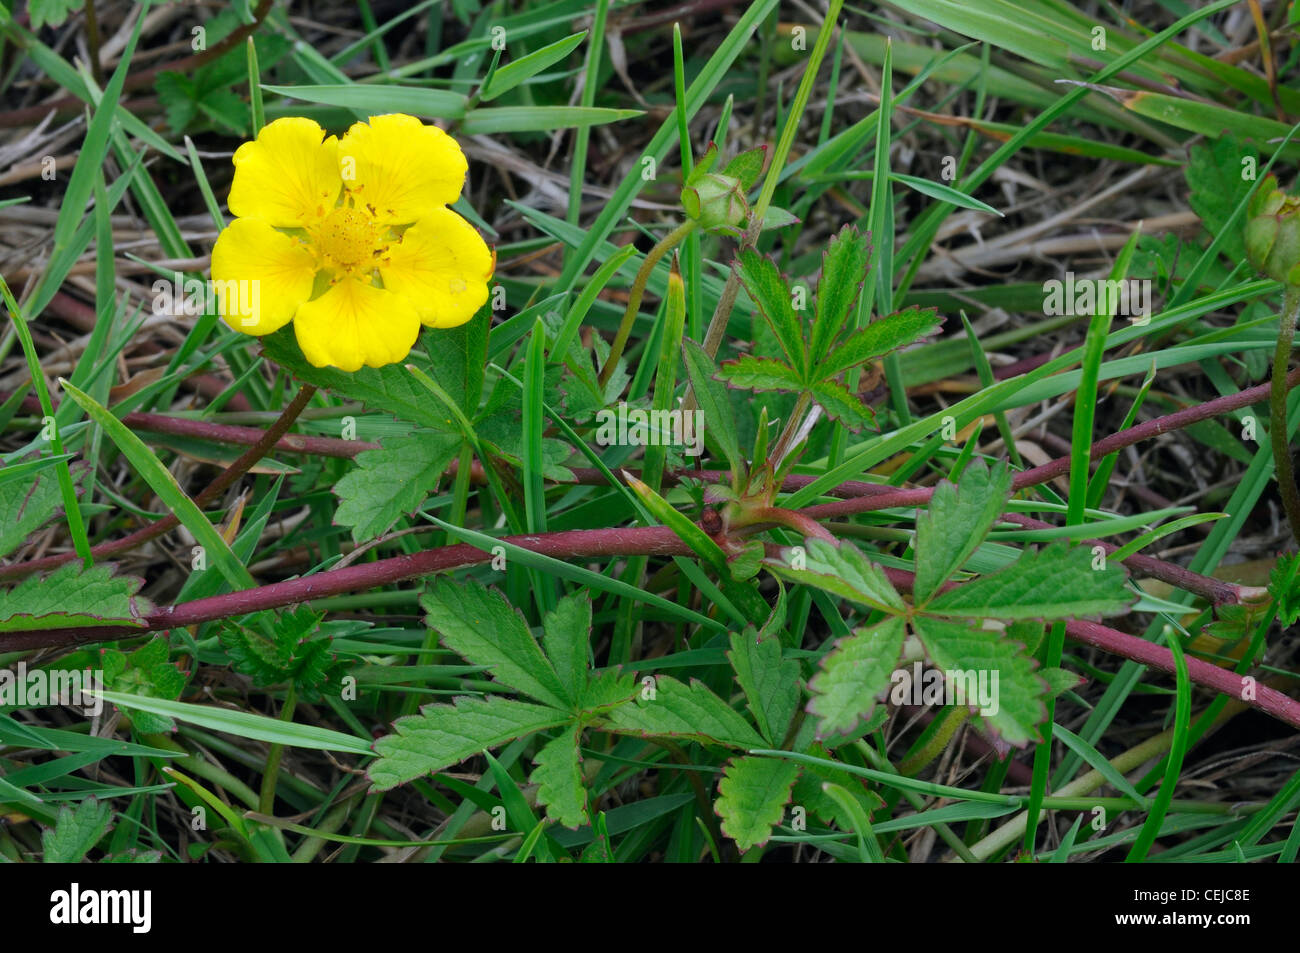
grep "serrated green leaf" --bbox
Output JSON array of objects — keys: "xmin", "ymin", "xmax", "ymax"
[
  {"xmin": 807, "ymin": 617, "xmax": 907, "ymax": 738},
  {"xmin": 914, "ymin": 459, "xmax": 1013, "ymax": 604},
  {"xmin": 728, "ymin": 628, "xmax": 800, "ymax": 745},
  {"xmin": 369, "ymin": 696, "xmax": 570, "ymax": 790},
  {"xmin": 911, "ymin": 616, "xmax": 1048, "ymax": 748},
  {"xmin": 261, "ymin": 327, "xmax": 459, "ymax": 432},
  {"xmin": 530, "ymin": 728, "xmax": 588, "ymax": 829},
  {"xmin": 683, "ymin": 338, "xmax": 745, "ymax": 479},
  {"xmin": 421, "ymin": 578, "xmax": 571, "ymax": 709},
  {"xmin": 41, "ymin": 796, "xmax": 112, "ymax": 863},
  {"xmin": 810, "ymin": 378, "xmax": 875, "ymax": 430},
  {"xmin": 579, "ymin": 668, "xmax": 639, "ymax": 714},
  {"xmin": 810, "ymin": 225, "xmax": 871, "ymax": 364},
  {"xmin": 154, "ymin": 71, "xmax": 199, "ymax": 132},
  {"xmin": 103, "ymin": 634, "xmax": 186, "ymax": 733},
  {"xmin": 0, "ymin": 563, "xmax": 148, "ymax": 631},
  {"xmin": 602, "ymin": 675, "xmax": 763, "ymax": 748},
  {"xmin": 1186, "ymin": 136, "xmax": 1255, "ymax": 263},
  {"xmin": 0, "ymin": 467, "xmax": 65, "ymax": 559},
  {"xmin": 790, "ymin": 743, "xmax": 886, "ymax": 829},
  {"xmin": 218, "ymin": 606, "xmax": 344, "ymax": 701},
  {"xmin": 736, "ymin": 248, "xmax": 806, "ymax": 373},
  {"xmin": 542, "ymin": 592, "xmax": 591, "ymax": 704},
  {"xmin": 334, "ymin": 431, "xmax": 461, "ymax": 542},
  {"xmin": 768, "ymin": 538, "xmax": 904, "ymax": 614},
  {"xmin": 433, "ymin": 313, "xmax": 489, "ymax": 418},
  {"xmin": 716, "ymin": 354, "xmax": 804, "ymax": 392},
  {"xmin": 818, "ymin": 305, "xmax": 942, "ymax": 380},
  {"xmin": 715, "ymin": 755, "xmax": 800, "ymax": 852},
  {"xmin": 1268, "ymin": 553, "xmax": 1300, "ymax": 626},
  {"xmin": 925, "ymin": 540, "xmax": 1134, "ymax": 620},
  {"xmin": 1041, "ymin": 666, "xmax": 1084, "ymax": 697}
]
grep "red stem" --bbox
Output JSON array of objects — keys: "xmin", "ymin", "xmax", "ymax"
[{"xmin": 0, "ymin": 526, "xmax": 696, "ymax": 651}]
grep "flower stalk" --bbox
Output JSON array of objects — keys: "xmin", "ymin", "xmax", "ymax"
[
  {"xmin": 596, "ymin": 219, "xmax": 696, "ymax": 390},
  {"xmin": 1272, "ymin": 284, "xmax": 1300, "ymax": 546}
]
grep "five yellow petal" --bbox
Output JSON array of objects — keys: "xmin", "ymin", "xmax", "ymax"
[{"xmin": 214, "ymin": 113, "xmax": 491, "ymax": 370}]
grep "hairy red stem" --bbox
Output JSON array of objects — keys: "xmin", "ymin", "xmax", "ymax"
[{"xmin": 0, "ymin": 526, "xmax": 695, "ymax": 651}]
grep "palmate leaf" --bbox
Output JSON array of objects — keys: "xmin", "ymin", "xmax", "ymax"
[
  {"xmin": 421, "ymin": 578, "xmax": 572, "ymax": 710},
  {"xmin": 217, "ymin": 606, "xmax": 344, "ymax": 702},
  {"xmin": 911, "ymin": 616, "xmax": 1048, "ymax": 748},
  {"xmin": 333, "ymin": 431, "xmax": 462, "ymax": 542},
  {"xmin": 925, "ymin": 540, "xmax": 1134, "ymax": 621},
  {"xmin": 810, "ymin": 225, "xmax": 871, "ymax": 365},
  {"xmin": 715, "ymin": 755, "xmax": 800, "ymax": 852},
  {"xmin": 807, "ymin": 616, "xmax": 907, "ymax": 739},
  {"xmin": 736, "ymin": 248, "xmax": 807, "ymax": 373},
  {"xmin": 728, "ymin": 628, "xmax": 800, "ymax": 745},
  {"xmin": 0, "ymin": 563, "xmax": 149, "ymax": 631},
  {"xmin": 602, "ymin": 675, "xmax": 764, "ymax": 749},
  {"xmin": 369, "ymin": 696, "xmax": 570, "ymax": 790},
  {"xmin": 816, "ymin": 305, "xmax": 943, "ymax": 380},
  {"xmin": 913, "ymin": 459, "xmax": 1014, "ymax": 604},
  {"xmin": 530, "ymin": 727, "xmax": 589, "ymax": 829}
]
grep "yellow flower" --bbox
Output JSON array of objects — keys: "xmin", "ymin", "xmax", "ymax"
[{"xmin": 211, "ymin": 114, "xmax": 494, "ymax": 372}]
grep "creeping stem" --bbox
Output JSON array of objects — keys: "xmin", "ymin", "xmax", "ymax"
[{"xmin": 1272, "ymin": 284, "xmax": 1300, "ymax": 547}]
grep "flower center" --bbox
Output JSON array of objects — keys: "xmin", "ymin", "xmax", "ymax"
[{"xmin": 317, "ymin": 206, "xmax": 381, "ymax": 270}]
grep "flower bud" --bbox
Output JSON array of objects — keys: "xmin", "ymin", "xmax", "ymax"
[
  {"xmin": 681, "ymin": 171, "xmax": 749, "ymax": 235},
  {"xmin": 1245, "ymin": 174, "xmax": 1300, "ymax": 286}
]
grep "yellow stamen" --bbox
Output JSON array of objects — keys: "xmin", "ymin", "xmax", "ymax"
[{"xmin": 316, "ymin": 206, "xmax": 382, "ymax": 271}]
